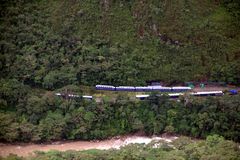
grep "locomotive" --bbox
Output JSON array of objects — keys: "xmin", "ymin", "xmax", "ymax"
[{"xmin": 96, "ymin": 85, "xmax": 191, "ymax": 92}]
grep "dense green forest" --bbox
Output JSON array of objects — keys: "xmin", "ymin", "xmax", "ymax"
[
  {"xmin": 1, "ymin": 85, "xmax": 240, "ymax": 142},
  {"xmin": 1, "ymin": 135, "xmax": 240, "ymax": 160},
  {"xmin": 0, "ymin": 0, "xmax": 240, "ymax": 145},
  {"xmin": 1, "ymin": 0, "xmax": 240, "ymax": 88}
]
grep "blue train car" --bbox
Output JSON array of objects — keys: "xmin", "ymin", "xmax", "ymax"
[
  {"xmin": 96, "ymin": 85, "xmax": 115, "ymax": 91},
  {"xmin": 152, "ymin": 86, "xmax": 171, "ymax": 92},
  {"xmin": 229, "ymin": 90, "xmax": 238, "ymax": 95},
  {"xmin": 171, "ymin": 87, "xmax": 192, "ymax": 92},
  {"xmin": 116, "ymin": 86, "xmax": 135, "ymax": 91},
  {"xmin": 135, "ymin": 86, "xmax": 153, "ymax": 92}
]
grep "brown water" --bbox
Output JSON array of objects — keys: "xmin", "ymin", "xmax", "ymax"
[{"xmin": 0, "ymin": 135, "xmax": 178, "ymax": 157}]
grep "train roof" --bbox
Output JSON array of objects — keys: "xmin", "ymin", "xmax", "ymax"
[
  {"xmin": 192, "ymin": 91, "xmax": 223, "ymax": 95},
  {"xmin": 96, "ymin": 85, "xmax": 115, "ymax": 88},
  {"xmin": 168, "ymin": 91, "xmax": 224, "ymax": 96},
  {"xmin": 82, "ymin": 95, "xmax": 93, "ymax": 99},
  {"xmin": 136, "ymin": 95, "xmax": 150, "ymax": 98},
  {"xmin": 151, "ymin": 86, "xmax": 171, "ymax": 89},
  {"xmin": 117, "ymin": 86, "xmax": 135, "ymax": 88},
  {"xmin": 168, "ymin": 93, "xmax": 184, "ymax": 96},
  {"xmin": 171, "ymin": 86, "xmax": 192, "ymax": 89}
]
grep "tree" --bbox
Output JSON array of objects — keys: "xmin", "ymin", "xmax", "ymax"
[
  {"xmin": 206, "ymin": 134, "xmax": 224, "ymax": 147},
  {"xmin": 38, "ymin": 111, "xmax": 66, "ymax": 141}
]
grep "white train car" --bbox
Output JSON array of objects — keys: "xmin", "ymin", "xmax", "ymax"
[
  {"xmin": 136, "ymin": 91, "xmax": 224, "ymax": 100},
  {"xmin": 191, "ymin": 91, "xmax": 224, "ymax": 96}
]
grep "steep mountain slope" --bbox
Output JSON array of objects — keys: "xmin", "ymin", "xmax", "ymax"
[
  {"xmin": 1, "ymin": 0, "xmax": 239, "ymax": 88},
  {"xmin": 0, "ymin": 0, "xmax": 240, "ymax": 143}
]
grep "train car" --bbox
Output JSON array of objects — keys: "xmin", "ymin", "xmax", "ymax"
[
  {"xmin": 229, "ymin": 90, "xmax": 238, "ymax": 95},
  {"xmin": 152, "ymin": 86, "xmax": 171, "ymax": 92},
  {"xmin": 168, "ymin": 93, "xmax": 184, "ymax": 98},
  {"xmin": 191, "ymin": 91, "xmax": 224, "ymax": 97},
  {"xmin": 136, "ymin": 94, "xmax": 150, "ymax": 100},
  {"xmin": 55, "ymin": 93, "xmax": 81, "ymax": 98},
  {"xmin": 96, "ymin": 85, "xmax": 115, "ymax": 91},
  {"xmin": 137, "ymin": 93, "xmax": 184, "ymax": 99},
  {"xmin": 171, "ymin": 86, "xmax": 192, "ymax": 92},
  {"xmin": 116, "ymin": 86, "xmax": 135, "ymax": 91},
  {"xmin": 82, "ymin": 95, "xmax": 93, "ymax": 100},
  {"xmin": 68, "ymin": 94, "xmax": 81, "ymax": 98},
  {"xmin": 55, "ymin": 93, "xmax": 62, "ymax": 96},
  {"xmin": 135, "ymin": 86, "xmax": 153, "ymax": 92}
]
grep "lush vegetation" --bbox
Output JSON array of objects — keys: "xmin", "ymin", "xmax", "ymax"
[
  {"xmin": 1, "ymin": 0, "xmax": 240, "ymax": 88},
  {"xmin": 1, "ymin": 83, "xmax": 240, "ymax": 142},
  {"xmin": 1, "ymin": 135, "xmax": 240, "ymax": 160},
  {"xmin": 0, "ymin": 0, "xmax": 240, "ymax": 145}
]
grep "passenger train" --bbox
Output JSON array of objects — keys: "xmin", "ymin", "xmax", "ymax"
[
  {"xmin": 55, "ymin": 89, "xmax": 237, "ymax": 100},
  {"xmin": 96, "ymin": 85, "xmax": 191, "ymax": 92},
  {"xmin": 55, "ymin": 93, "xmax": 93, "ymax": 100},
  {"xmin": 136, "ymin": 91, "xmax": 224, "ymax": 100}
]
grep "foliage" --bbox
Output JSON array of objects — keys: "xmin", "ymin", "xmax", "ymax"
[
  {"xmin": 0, "ymin": 0, "xmax": 239, "ymax": 146},
  {"xmin": 0, "ymin": 0, "xmax": 240, "ymax": 88},
  {"xmin": 0, "ymin": 92, "xmax": 240, "ymax": 142}
]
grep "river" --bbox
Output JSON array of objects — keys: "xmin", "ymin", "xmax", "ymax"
[{"xmin": 0, "ymin": 135, "xmax": 178, "ymax": 157}]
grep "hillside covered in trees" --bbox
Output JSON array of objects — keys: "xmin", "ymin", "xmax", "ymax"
[
  {"xmin": 0, "ymin": 0, "xmax": 240, "ymax": 146},
  {"xmin": 1, "ymin": 0, "xmax": 240, "ymax": 88}
]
